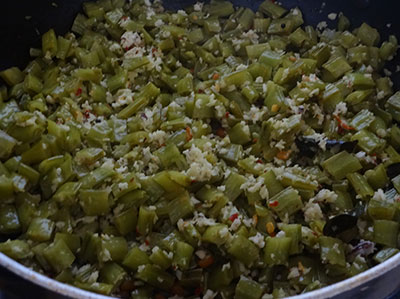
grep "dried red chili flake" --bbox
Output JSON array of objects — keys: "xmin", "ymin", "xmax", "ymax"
[
  {"xmin": 186, "ymin": 126, "xmax": 193, "ymax": 141},
  {"xmin": 84, "ymin": 110, "xmax": 91, "ymax": 119},
  {"xmin": 216, "ymin": 127, "xmax": 226, "ymax": 138},
  {"xmin": 120, "ymin": 279, "xmax": 136, "ymax": 292},
  {"xmin": 197, "ymin": 89, "xmax": 204, "ymax": 93},
  {"xmin": 152, "ymin": 47, "xmax": 157, "ymax": 53},
  {"xmin": 144, "ymin": 239, "xmax": 150, "ymax": 246},
  {"xmin": 194, "ymin": 287, "xmax": 203, "ymax": 296},
  {"xmin": 256, "ymin": 159, "xmax": 263, "ymax": 164},
  {"xmin": 252, "ymin": 138, "xmax": 258, "ymax": 143},
  {"xmin": 229, "ymin": 213, "xmax": 239, "ymax": 222},
  {"xmin": 198, "ymin": 255, "xmax": 214, "ymax": 268},
  {"xmin": 191, "ymin": 179, "xmax": 197, "ymax": 184},
  {"xmin": 121, "ymin": 16, "xmax": 128, "ymax": 21},
  {"xmin": 124, "ymin": 43, "xmax": 134, "ymax": 51},
  {"xmin": 269, "ymin": 200, "xmax": 279, "ymax": 207},
  {"xmin": 75, "ymin": 87, "xmax": 82, "ymax": 96},
  {"xmin": 225, "ymin": 111, "xmax": 230, "ymax": 118},
  {"xmin": 333, "ymin": 114, "xmax": 355, "ymax": 132}
]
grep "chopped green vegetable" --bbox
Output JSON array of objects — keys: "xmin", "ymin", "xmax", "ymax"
[{"xmin": 0, "ymin": 0, "xmax": 399, "ymax": 298}]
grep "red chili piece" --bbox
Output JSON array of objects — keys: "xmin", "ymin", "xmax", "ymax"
[
  {"xmin": 229, "ymin": 213, "xmax": 239, "ymax": 222},
  {"xmin": 75, "ymin": 87, "xmax": 82, "ymax": 96},
  {"xmin": 269, "ymin": 200, "xmax": 279, "ymax": 207},
  {"xmin": 333, "ymin": 114, "xmax": 355, "ymax": 133}
]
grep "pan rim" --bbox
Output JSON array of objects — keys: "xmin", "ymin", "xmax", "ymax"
[{"xmin": 1, "ymin": 250, "xmax": 400, "ymax": 298}]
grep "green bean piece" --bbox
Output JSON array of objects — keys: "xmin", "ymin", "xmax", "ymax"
[
  {"xmin": 368, "ymin": 192, "xmax": 395, "ymax": 221},
  {"xmin": 79, "ymin": 189, "xmax": 110, "ymax": 216},
  {"xmin": 135, "ymin": 264, "xmax": 174, "ymax": 291},
  {"xmin": 365, "ymin": 164, "xmax": 388, "ymax": 190},
  {"xmin": 123, "ymin": 246, "xmax": 150, "ymax": 271},
  {"xmin": 280, "ymin": 224, "xmax": 302, "ymax": 254},
  {"xmin": 346, "ymin": 173, "xmax": 374, "ymax": 199},
  {"xmin": 218, "ymin": 144, "xmax": 243, "ymax": 163},
  {"xmin": 53, "ymin": 182, "xmax": 81, "ymax": 206},
  {"xmin": 322, "ymin": 151, "xmax": 362, "ymax": 180},
  {"xmin": 0, "ymin": 175, "xmax": 14, "ymax": 200},
  {"xmin": 118, "ymin": 83, "xmax": 160, "ymax": 119},
  {"xmin": 259, "ymin": 0, "xmax": 287, "ymax": 19},
  {"xmin": 202, "ymin": 224, "xmax": 230, "ymax": 246},
  {"xmin": 98, "ymin": 236, "xmax": 128, "ymax": 263},
  {"xmin": 351, "ymin": 130, "xmax": 385, "ymax": 154},
  {"xmin": 42, "ymin": 29, "xmax": 58, "ymax": 59},
  {"xmin": 373, "ymin": 220, "xmax": 399, "ymax": 247},
  {"xmin": 234, "ymin": 276, "xmax": 264, "ymax": 299},
  {"xmin": 349, "ymin": 255, "xmax": 369, "ymax": 277},
  {"xmin": 373, "ymin": 247, "xmax": 400, "ymax": 263},
  {"xmin": 100, "ymin": 262, "xmax": 126, "ymax": 288},
  {"xmin": 319, "ymin": 236, "xmax": 346, "ymax": 267},
  {"xmin": 54, "ymin": 232, "xmax": 81, "ymax": 254},
  {"xmin": 149, "ymin": 246, "xmax": 172, "ymax": 270},
  {"xmin": 0, "ymin": 240, "xmax": 32, "ymax": 260},
  {"xmin": 0, "ymin": 205, "xmax": 21, "ymax": 234},
  {"xmin": 43, "ymin": 239, "xmax": 75, "ymax": 273},
  {"xmin": 268, "ymin": 187, "xmax": 303, "ymax": 220},
  {"xmin": 74, "ymin": 281, "xmax": 113, "ymax": 296},
  {"xmin": 357, "ymin": 23, "xmax": 380, "ymax": 46},
  {"xmin": 229, "ymin": 122, "xmax": 251, "ymax": 145},
  {"xmin": 1, "ymin": 0, "xmax": 400, "ymax": 296},
  {"xmin": 322, "ymin": 56, "xmax": 352, "ymax": 80},
  {"xmin": 173, "ymin": 240, "xmax": 194, "ymax": 270},
  {"xmin": 27, "ymin": 217, "xmax": 55, "ymax": 242},
  {"xmin": 167, "ymin": 193, "xmax": 194, "ymax": 224},
  {"xmin": 228, "ymin": 235, "xmax": 259, "ymax": 267},
  {"xmin": 114, "ymin": 206, "xmax": 137, "ymax": 235},
  {"xmin": 264, "ymin": 237, "xmax": 292, "ymax": 266},
  {"xmin": 137, "ymin": 206, "xmax": 157, "ymax": 236},
  {"xmin": 0, "ymin": 67, "xmax": 24, "ymax": 86}
]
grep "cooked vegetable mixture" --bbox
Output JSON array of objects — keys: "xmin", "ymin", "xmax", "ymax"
[{"xmin": 0, "ymin": 0, "xmax": 399, "ymax": 297}]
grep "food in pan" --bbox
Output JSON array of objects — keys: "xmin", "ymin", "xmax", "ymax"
[{"xmin": 0, "ymin": 0, "xmax": 399, "ymax": 298}]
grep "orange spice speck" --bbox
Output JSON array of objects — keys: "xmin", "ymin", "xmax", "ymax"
[
  {"xmin": 212, "ymin": 73, "xmax": 220, "ymax": 80},
  {"xmin": 276, "ymin": 150, "xmax": 291, "ymax": 160},
  {"xmin": 266, "ymin": 222, "xmax": 275, "ymax": 236},
  {"xmin": 271, "ymin": 104, "xmax": 280, "ymax": 113},
  {"xmin": 198, "ymin": 255, "xmax": 214, "ymax": 268}
]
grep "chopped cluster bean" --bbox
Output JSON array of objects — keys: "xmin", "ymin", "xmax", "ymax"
[{"xmin": 0, "ymin": 0, "xmax": 399, "ymax": 298}]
